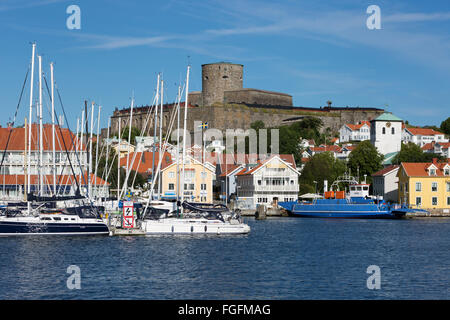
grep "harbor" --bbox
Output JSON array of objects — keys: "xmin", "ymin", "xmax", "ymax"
[{"xmin": 0, "ymin": 0, "xmax": 449, "ymax": 303}]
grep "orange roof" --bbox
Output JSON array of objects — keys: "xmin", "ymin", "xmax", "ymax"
[
  {"xmin": 346, "ymin": 121, "xmax": 371, "ymax": 131},
  {"xmin": 406, "ymin": 128, "xmax": 444, "ymax": 136},
  {"xmin": 401, "ymin": 160, "xmax": 450, "ymax": 177},
  {"xmin": 0, "ymin": 173, "xmax": 108, "ymax": 186},
  {"xmin": 310, "ymin": 145, "xmax": 342, "ymax": 153},
  {"xmin": 0, "ymin": 124, "xmax": 82, "ymax": 152},
  {"xmin": 421, "ymin": 142, "xmax": 436, "ymax": 151},
  {"xmin": 119, "ymin": 151, "xmax": 172, "ymax": 174}
]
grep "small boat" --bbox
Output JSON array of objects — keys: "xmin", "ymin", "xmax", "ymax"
[{"xmin": 140, "ymin": 201, "xmax": 250, "ymax": 235}]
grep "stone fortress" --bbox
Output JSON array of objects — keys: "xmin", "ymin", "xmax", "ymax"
[{"xmin": 109, "ymin": 62, "xmax": 384, "ymax": 137}]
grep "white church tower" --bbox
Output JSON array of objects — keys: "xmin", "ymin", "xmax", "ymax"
[{"xmin": 370, "ymin": 112, "xmax": 403, "ymax": 158}]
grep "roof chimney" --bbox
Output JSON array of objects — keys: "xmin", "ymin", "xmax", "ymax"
[{"xmin": 432, "ymin": 157, "xmax": 438, "ymax": 165}]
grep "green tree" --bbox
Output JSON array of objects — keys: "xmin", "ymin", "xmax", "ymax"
[
  {"xmin": 347, "ymin": 140, "xmax": 384, "ymax": 183},
  {"xmin": 299, "ymin": 152, "xmax": 346, "ymax": 194},
  {"xmin": 440, "ymin": 117, "xmax": 450, "ymax": 136},
  {"xmin": 393, "ymin": 142, "xmax": 445, "ymax": 164},
  {"xmin": 117, "ymin": 126, "xmax": 141, "ymax": 145}
]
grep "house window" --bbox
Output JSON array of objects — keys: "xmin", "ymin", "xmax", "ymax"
[
  {"xmin": 431, "ymin": 182, "xmax": 438, "ymax": 192},
  {"xmin": 416, "ymin": 197, "xmax": 421, "ymax": 207},
  {"xmin": 382, "ymin": 127, "xmax": 386, "ymax": 134},
  {"xmin": 432, "ymin": 197, "xmax": 438, "ymax": 206},
  {"xmin": 391, "ymin": 127, "xmax": 395, "ymax": 134},
  {"xmin": 201, "ymin": 172, "xmax": 207, "ymax": 179},
  {"xmin": 415, "ymin": 182, "xmax": 421, "ymax": 192},
  {"xmin": 445, "ymin": 169, "xmax": 450, "ymax": 176},
  {"xmin": 429, "ymin": 168, "xmax": 436, "ymax": 176},
  {"xmin": 447, "ymin": 197, "xmax": 450, "ymax": 206},
  {"xmin": 201, "ymin": 183, "xmax": 207, "ymax": 190},
  {"xmin": 168, "ymin": 172, "xmax": 175, "ymax": 178},
  {"xmin": 447, "ymin": 182, "xmax": 450, "ymax": 192},
  {"xmin": 257, "ymin": 180, "xmax": 261, "ymax": 185},
  {"xmin": 168, "ymin": 183, "xmax": 174, "ymax": 190}
]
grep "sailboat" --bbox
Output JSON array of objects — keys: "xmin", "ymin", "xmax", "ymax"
[
  {"xmin": 0, "ymin": 43, "xmax": 109, "ymax": 236},
  {"xmin": 139, "ymin": 66, "xmax": 250, "ymax": 235}
]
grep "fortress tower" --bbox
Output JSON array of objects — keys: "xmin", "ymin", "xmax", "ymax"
[
  {"xmin": 189, "ymin": 62, "xmax": 292, "ymax": 107},
  {"xmin": 202, "ymin": 62, "xmax": 243, "ymax": 106}
]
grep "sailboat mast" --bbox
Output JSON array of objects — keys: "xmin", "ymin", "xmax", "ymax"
[
  {"xmin": 94, "ymin": 105, "xmax": 101, "ymax": 199},
  {"xmin": 126, "ymin": 95, "xmax": 134, "ymax": 194},
  {"xmin": 27, "ymin": 43, "xmax": 35, "ymax": 197},
  {"xmin": 176, "ymin": 85, "xmax": 181, "ymax": 204},
  {"xmin": 117, "ymin": 115, "xmax": 121, "ymax": 202},
  {"xmin": 88, "ymin": 102, "xmax": 94, "ymax": 198},
  {"xmin": 151, "ymin": 74, "xmax": 160, "ymax": 199},
  {"xmin": 181, "ymin": 65, "xmax": 190, "ymax": 211},
  {"xmin": 50, "ymin": 62, "xmax": 56, "ymax": 196},
  {"xmin": 158, "ymin": 80, "xmax": 164, "ymax": 200},
  {"xmin": 38, "ymin": 55, "xmax": 43, "ymax": 197},
  {"xmin": 79, "ymin": 109, "xmax": 85, "ymax": 191}
]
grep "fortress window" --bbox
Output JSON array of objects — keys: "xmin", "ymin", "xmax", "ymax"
[
  {"xmin": 204, "ymin": 76, "xmax": 209, "ymax": 80},
  {"xmin": 222, "ymin": 75, "xmax": 228, "ymax": 79}
]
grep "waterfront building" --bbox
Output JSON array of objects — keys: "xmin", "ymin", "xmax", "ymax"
[
  {"xmin": 235, "ymin": 154, "xmax": 300, "ymax": 209},
  {"xmin": 339, "ymin": 121, "xmax": 371, "ymax": 143},
  {"xmin": 397, "ymin": 159, "xmax": 450, "ymax": 211},
  {"xmin": 160, "ymin": 155, "xmax": 215, "ymax": 202},
  {"xmin": 0, "ymin": 124, "xmax": 86, "ymax": 176},
  {"xmin": 217, "ymin": 163, "xmax": 245, "ymax": 201},
  {"xmin": 104, "ymin": 137, "xmax": 136, "ymax": 158},
  {"xmin": 402, "ymin": 127, "xmax": 448, "ymax": 147},
  {"xmin": 135, "ymin": 136, "xmax": 157, "ymax": 152},
  {"xmin": 371, "ymin": 165, "xmax": 400, "ymax": 203}
]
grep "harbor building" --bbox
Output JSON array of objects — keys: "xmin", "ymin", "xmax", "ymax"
[
  {"xmin": 160, "ymin": 155, "xmax": 215, "ymax": 202},
  {"xmin": 372, "ymin": 165, "xmax": 400, "ymax": 203},
  {"xmin": 235, "ymin": 154, "xmax": 300, "ymax": 209},
  {"xmin": 397, "ymin": 159, "xmax": 450, "ymax": 212},
  {"xmin": 0, "ymin": 124, "xmax": 87, "ymax": 176}
]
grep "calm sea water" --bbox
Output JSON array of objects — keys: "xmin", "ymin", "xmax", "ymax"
[{"xmin": 0, "ymin": 217, "xmax": 449, "ymax": 300}]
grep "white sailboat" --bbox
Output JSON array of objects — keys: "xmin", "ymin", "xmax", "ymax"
[{"xmin": 140, "ymin": 65, "xmax": 250, "ymax": 235}]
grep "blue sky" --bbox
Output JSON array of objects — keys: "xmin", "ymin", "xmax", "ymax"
[{"xmin": 0, "ymin": 0, "xmax": 449, "ymax": 131}]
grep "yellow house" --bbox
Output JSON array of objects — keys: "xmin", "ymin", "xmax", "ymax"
[
  {"xmin": 161, "ymin": 155, "xmax": 215, "ymax": 203},
  {"xmin": 398, "ymin": 160, "xmax": 450, "ymax": 210}
]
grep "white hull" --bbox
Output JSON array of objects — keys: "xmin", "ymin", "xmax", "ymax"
[{"xmin": 141, "ymin": 218, "xmax": 250, "ymax": 234}]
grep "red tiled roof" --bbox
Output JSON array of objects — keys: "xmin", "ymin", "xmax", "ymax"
[
  {"xmin": 406, "ymin": 128, "xmax": 444, "ymax": 136},
  {"xmin": 421, "ymin": 142, "xmax": 436, "ymax": 151},
  {"xmin": 0, "ymin": 173, "xmax": 108, "ymax": 186},
  {"xmin": 236, "ymin": 154, "xmax": 297, "ymax": 176},
  {"xmin": 0, "ymin": 124, "xmax": 82, "ymax": 152},
  {"xmin": 401, "ymin": 160, "xmax": 450, "ymax": 177},
  {"xmin": 372, "ymin": 165, "xmax": 399, "ymax": 177},
  {"xmin": 119, "ymin": 151, "xmax": 172, "ymax": 174}
]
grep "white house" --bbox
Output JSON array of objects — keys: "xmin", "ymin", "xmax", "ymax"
[
  {"xmin": 235, "ymin": 155, "xmax": 300, "ymax": 209},
  {"xmin": 402, "ymin": 128, "xmax": 447, "ymax": 147},
  {"xmin": 339, "ymin": 121, "xmax": 371, "ymax": 143},
  {"xmin": 370, "ymin": 112, "xmax": 403, "ymax": 157},
  {"xmin": 422, "ymin": 141, "xmax": 450, "ymax": 159},
  {"xmin": 371, "ymin": 165, "xmax": 400, "ymax": 203}
]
